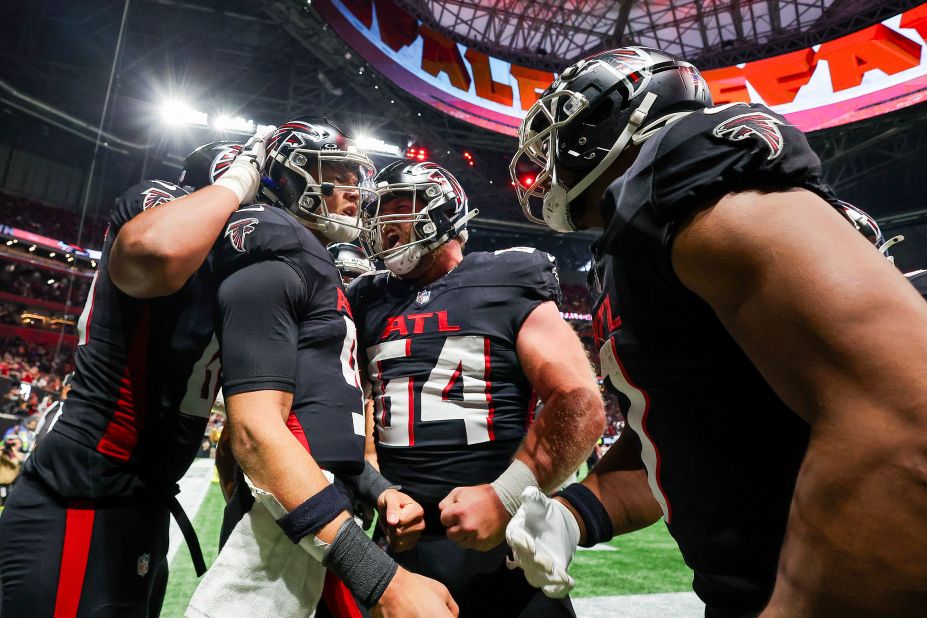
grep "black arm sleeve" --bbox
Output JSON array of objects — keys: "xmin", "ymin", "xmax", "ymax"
[{"xmin": 217, "ymin": 259, "xmax": 307, "ymax": 396}]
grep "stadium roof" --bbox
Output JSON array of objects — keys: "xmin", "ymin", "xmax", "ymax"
[{"xmin": 395, "ymin": 0, "xmax": 921, "ymax": 70}]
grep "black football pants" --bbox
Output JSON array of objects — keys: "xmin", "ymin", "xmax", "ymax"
[
  {"xmin": 386, "ymin": 530, "xmax": 576, "ymax": 618},
  {"xmin": 0, "ymin": 469, "xmax": 170, "ymax": 617}
]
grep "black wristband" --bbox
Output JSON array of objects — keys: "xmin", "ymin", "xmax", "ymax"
[
  {"xmin": 323, "ymin": 518, "xmax": 399, "ymax": 607},
  {"xmin": 344, "ymin": 461, "xmax": 401, "ymax": 505},
  {"xmin": 556, "ymin": 483, "xmax": 614, "ymax": 547},
  {"xmin": 275, "ymin": 484, "xmax": 351, "ymax": 544}
]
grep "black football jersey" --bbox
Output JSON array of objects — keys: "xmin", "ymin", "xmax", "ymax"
[
  {"xmin": 590, "ymin": 103, "xmax": 837, "ymax": 613},
  {"xmin": 30, "ymin": 180, "xmax": 221, "ymax": 498},
  {"xmin": 213, "ymin": 204, "xmax": 366, "ymax": 475},
  {"xmin": 348, "ymin": 249, "xmax": 560, "ymax": 502}
]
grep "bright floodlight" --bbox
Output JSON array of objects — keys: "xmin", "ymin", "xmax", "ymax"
[
  {"xmin": 356, "ymin": 134, "xmax": 402, "ymax": 157},
  {"xmin": 214, "ymin": 115, "xmax": 255, "ymax": 134},
  {"xmin": 160, "ymin": 101, "xmax": 208, "ymax": 127}
]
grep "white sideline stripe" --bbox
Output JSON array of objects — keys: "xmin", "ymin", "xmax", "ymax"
[
  {"xmin": 573, "ymin": 591, "xmax": 704, "ymax": 617},
  {"xmin": 167, "ymin": 459, "xmax": 216, "ymax": 564},
  {"xmin": 577, "ymin": 543, "xmax": 617, "ymax": 551}
]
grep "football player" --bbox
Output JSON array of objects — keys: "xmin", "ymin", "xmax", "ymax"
[
  {"xmin": 505, "ymin": 46, "xmax": 927, "ymax": 616},
  {"xmin": 0, "ymin": 127, "xmax": 276, "ymax": 616},
  {"xmin": 349, "ymin": 161, "xmax": 605, "ymax": 617},
  {"xmin": 329, "ymin": 242, "xmax": 375, "ymax": 285},
  {"xmin": 31, "ymin": 370, "xmax": 74, "ymax": 449},
  {"xmin": 170, "ymin": 119, "xmax": 451, "ymax": 618}
]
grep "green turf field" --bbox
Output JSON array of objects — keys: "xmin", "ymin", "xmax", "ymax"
[
  {"xmin": 162, "ymin": 482, "xmax": 225, "ymax": 617},
  {"xmin": 162, "ymin": 477, "xmax": 693, "ymax": 615},
  {"xmin": 569, "ymin": 523, "xmax": 693, "ymax": 597}
]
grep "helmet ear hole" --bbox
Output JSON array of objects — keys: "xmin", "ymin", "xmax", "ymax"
[{"xmin": 583, "ymin": 97, "xmax": 615, "ymax": 127}]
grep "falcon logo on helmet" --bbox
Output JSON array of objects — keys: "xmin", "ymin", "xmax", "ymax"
[
  {"xmin": 225, "ymin": 217, "xmax": 259, "ymax": 253},
  {"xmin": 712, "ymin": 112, "xmax": 785, "ymax": 160},
  {"xmin": 210, "ymin": 144, "xmax": 243, "ymax": 184},
  {"xmin": 180, "ymin": 141, "xmax": 246, "ymax": 191}
]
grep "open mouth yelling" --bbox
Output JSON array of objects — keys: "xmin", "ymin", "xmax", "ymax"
[{"xmin": 384, "ymin": 231, "xmax": 402, "ymax": 250}]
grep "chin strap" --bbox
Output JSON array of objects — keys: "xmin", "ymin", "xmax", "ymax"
[
  {"xmin": 879, "ymin": 234, "xmax": 904, "ymax": 264},
  {"xmin": 631, "ymin": 110, "xmax": 695, "ymax": 145},
  {"xmin": 565, "ymin": 91, "xmax": 658, "ymax": 202}
]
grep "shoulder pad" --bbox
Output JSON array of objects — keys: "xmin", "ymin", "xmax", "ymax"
[
  {"xmin": 215, "ymin": 205, "xmax": 317, "ymax": 278},
  {"xmin": 471, "ymin": 249, "xmax": 561, "ymax": 305},
  {"xmin": 110, "ymin": 179, "xmax": 188, "ymax": 228},
  {"xmin": 619, "ymin": 103, "xmax": 825, "ymax": 225},
  {"xmin": 345, "ymin": 268, "xmax": 391, "ymax": 313}
]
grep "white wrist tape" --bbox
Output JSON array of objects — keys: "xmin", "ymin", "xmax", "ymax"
[
  {"xmin": 213, "ymin": 158, "xmax": 260, "ymax": 205},
  {"xmin": 245, "ymin": 472, "xmax": 333, "ymax": 562},
  {"xmin": 491, "ymin": 458, "xmax": 539, "ymax": 516}
]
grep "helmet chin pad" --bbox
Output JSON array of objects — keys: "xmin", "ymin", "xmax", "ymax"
[
  {"xmin": 384, "ymin": 243, "xmax": 425, "ymax": 276},
  {"xmin": 543, "ymin": 183, "xmax": 576, "ymax": 233}
]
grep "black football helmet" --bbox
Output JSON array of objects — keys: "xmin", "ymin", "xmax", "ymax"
[
  {"xmin": 260, "ymin": 118, "xmax": 376, "ymax": 243},
  {"xmin": 179, "ymin": 141, "xmax": 244, "ymax": 191},
  {"xmin": 360, "ymin": 161, "xmax": 477, "ymax": 275},
  {"xmin": 510, "ymin": 46, "xmax": 712, "ymax": 232},
  {"xmin": 835, "ymin": 200, "xmax": 903, "ymax": 263},
  {"xmin": 327, "ymin": 243, "xmax": 374, "ymax": 284}
]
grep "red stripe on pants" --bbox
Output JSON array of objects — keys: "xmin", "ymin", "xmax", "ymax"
[{"xmin": 54, "ymin": 506, "xmax": 96, "ymax": 618}]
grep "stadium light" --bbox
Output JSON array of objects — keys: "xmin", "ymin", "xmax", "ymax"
[
  {"xmin": 405, "ymin": 146, "xmax": 428, "ymax": 161},
  {"xmin": 213, "ymin": 115, "xmax": 255, "ymax": 134},
  {"xmin": 356, "ymin": 135, "xmax": 402, "ymax": 157},
  {"xmin": 160, "ymin": 100, "xmax": 208, "ymax": 127}
]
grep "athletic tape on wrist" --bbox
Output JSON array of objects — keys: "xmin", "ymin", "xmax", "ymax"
[
  {"xmin": 213, "ymin": 158, "xmax": 259, "ymax": 204},
  {"xmin": 349, "ymin": 461, "xmax": 401, "ymax": 505},
  {"xmin": 323, "ymin": 518, "xmax": 399, "ymax": 608},
  {"xmin": 275, "ymin": 483, "xmax": 351, "ymax": 544},
  {"xmin": 556, "ymin": 483, "xmax": 613, "ymax": 547},
  {"xmin": 491, "ymin": 458, "xmax": 539, "ymax": 516}
]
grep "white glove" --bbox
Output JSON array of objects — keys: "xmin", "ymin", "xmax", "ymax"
[
  {"xmin": 214, "ymin": 124, "xmax": 277, "ymax": 204},
  {"xmin": 505, "ymin": 486, "xmax": 580, "ymax": 598}
]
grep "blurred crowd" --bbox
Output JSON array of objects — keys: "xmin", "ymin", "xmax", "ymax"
[
  {"xmin": 0, "ymin": 338, "xmax": 74, "ymax": 390},
  {"xmin": 0, "ymin": 263, "xmax": 91, "ymax": 306},
  {"xmin": 0, "ymin": 190, "xmax": 107, "ymax": 251}
]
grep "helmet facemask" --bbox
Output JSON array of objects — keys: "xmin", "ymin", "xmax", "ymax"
[
  {"xmin": 361, "ymin": 181, "xmax": 474, "ymax": 276},
  {"xmin": 511, "ymin": 85, "xmax": 657, "ymax": 233},
  {"xmin": 272, "ymin": 147, "xmax": 377, "ymax": 243},
  {"xmin": 511, "ymin": 49, "xmax": 709, "ymax": 233}
]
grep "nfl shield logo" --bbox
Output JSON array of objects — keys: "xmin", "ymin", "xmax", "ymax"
[
  {"xmin": 415, "ymin": 289, "xmax": 431, "ymax": 305},
  {"xmin": 137, "ymin": 553, "xmax": 150, "ymax": 577}
]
